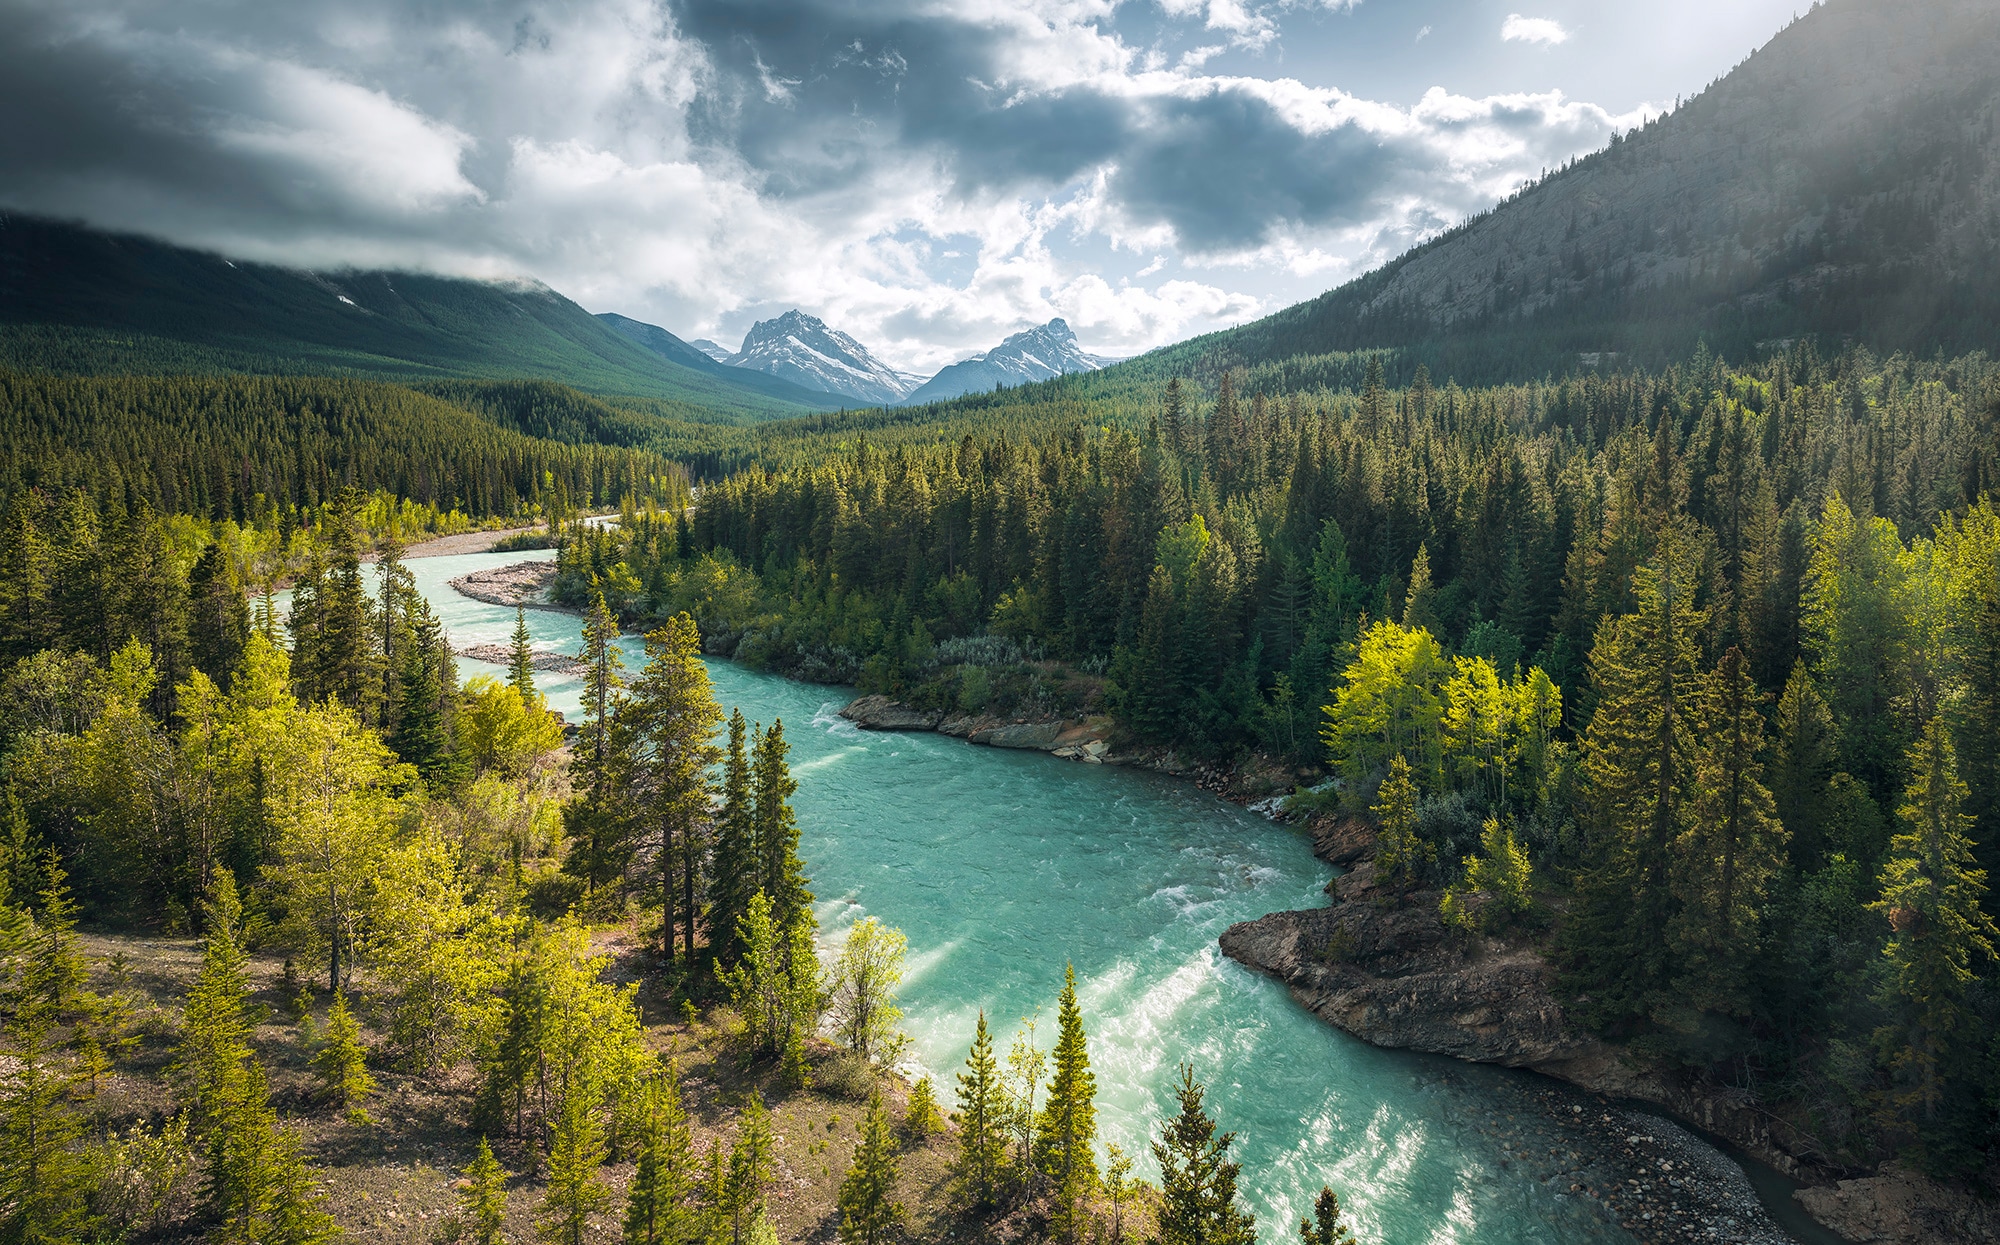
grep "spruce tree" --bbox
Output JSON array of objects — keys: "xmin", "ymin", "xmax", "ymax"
[
  {"xmin": 1401, "ymin": 544, "xmax": 1439, "ymax": 636},
  {"xmin": 538, "ymin": 1090, "xmax": 611, "ymax": 1245},
  {"xmin": 752, "ymin": 721, "xmax": 811, "ymax": 931},
  {"xmin": 904, "ymin": 1077, "xmax": 944, "ymax": 1141},
  {"xmin": 1563, "ymin": 529, "xmax": 1708, "ymax": 1029},
  {"xmin": 463, "ymin": 1137, "xmax": 510, "ymax": 1245},
  {"xmin": 1870, "ymin": 718, "xmax": 1999, "ymax": 1123},
  {"xmin": 710, "ymin": 709, "xmax": 758, "ymax": 968},
  {"xmin": 1770, "ymin": 663, "xmax": 1836, "ymax": 868},
  {"xmin": 1150, "ymin": 1065, "xmax": 1255, "ymax": 1245},
  {"xmin": 508, "ymin": 607, "xmax": 538, "ymax": 703},
  {"xmin": 188, "ymin": 540, "xmax": 251, "ymax": 688},
  {"xmin": 620, "ymin": 614, "xmax": 722, "ymax": 966},
  {"xmin": 1673, "ymin": 647, "xmax": 1787, "ymax": 1015},
  {"xmin": 1298, "ymin": 1185, "xmax": 1357, "ymax": 1245},
  {"xmin": 1370, "ymin": 755, "xmax": 1431, "ymax": 888},
  {"xmin": 953, "ymin": 1010, "xmax": 1009, "ymax": 1207},
  {"xmin": 391, "ymin": 600, "xmax": 458, "ymax": 786},
  {"xmin": 720, "ymin": 1095, "xmax": 773, "ymax": 1245},
  {"xmin": 623, "ymin": 1072, "xmax": 694, "ymax": 1245},
  {"xmin": 0, "ymin": 1005, "xmax": 94, "ymax": 1244},
  {"xmin": 1034, "ymin": 964, "xmax": 1098, "ymax": 1243},
  {"xmin": 837, "ymin": 1094, "xmax": 902, "ymax": 1245},
  {"xmin": 310, "ymin": 991, "xmax": 375, "ymax": 1115}
]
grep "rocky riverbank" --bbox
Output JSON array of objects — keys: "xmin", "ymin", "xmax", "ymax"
[
  {"xmin": 446, "ymin": 560, "xmax": 560, "ymax": 610},
  {"xmin": 454, "ymin": 643, "xmax": 589, "ymax": 676}
]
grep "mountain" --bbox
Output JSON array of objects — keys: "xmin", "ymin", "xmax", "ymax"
[
  {"xmin": 0, "ymin": 214, "xmax": 820, "ymax": 421},
  {"xmin": 596, "ymin": 312, "xmax": 844, "ymax": 408},
  {"xmin": 689, "ymin": 339, "xmax": 734, "ymax": 363},
  {"xmin": 900, "ymin": 319, "xmax": 1110, "ymax": 404},
  {"xmin": 725, "ymin": 310, "xmax": 921, "ymax": 406},
  {"xmin": 1165, "ymin": 0, "xmax": 2000, "ymax": 381}
]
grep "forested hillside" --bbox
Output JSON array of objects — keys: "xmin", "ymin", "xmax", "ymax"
[
  {"xmin": 0, "ymin": 372, "xmax": 687, "ymax": 521},
  {"xmin": 548, "ymin": 342, "xmax": 2000, "ymax": 1178},
  {"xmin": 1148, "ymin": 0, "xmax": 2000, "ymax": 383},
  {"xmin": 0, "ymin": 215, "xmax": 833, "ymax": 420}
]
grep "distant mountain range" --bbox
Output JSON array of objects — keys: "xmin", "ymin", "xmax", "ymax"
[
  {"xmin": 901, "ymin": 319, "xmax": 1111, "ymax": 405},
  {"xmin": 0, "ymin": 214, "xmax": 834, "ymax": 420},
  {"xmin": 1167, "ymin": 0, "xmax": 2000, "ymax": 380},
  {"xmin": 598, "ymin": 310, "xmax": 1114, "ymax": 407}
]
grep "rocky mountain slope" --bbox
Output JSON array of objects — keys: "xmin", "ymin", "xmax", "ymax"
[
  {"xmin": 723, "ymin": 309, "xmax": 921, "ymax": 406},
  {"xmin": 596, "ymin": 311, "xmax": 842, "ymax": 409},
  {"xmin": 900, "ymin": 318, "xmax": 1110, "ymax": 404},
  {"xmin": 1173, "ymin": 0, "xmax": 2000, "ymax": 378}
]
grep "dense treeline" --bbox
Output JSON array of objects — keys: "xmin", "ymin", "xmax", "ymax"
[
  {"xmin": 0, "ymin": 481, "xmax": 1308, "ymax": 1242},
  {"xmin": 0, "ymin": 371, "xmax": 689, "ymax": 520},
  {"xmin": 549, "ymin": 343, "xmax": 2000, "ymax": 1178}
]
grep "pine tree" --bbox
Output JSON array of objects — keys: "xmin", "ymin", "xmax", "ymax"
[
  {"xmin": 297, "ymin": 495, "xmax": 382, "ymax": 721},
  {"xmin": 1370, "ymin": 755, "xmax": 1432, "ymax": 888},
  {"xmin": 1673, "ymin": 647, "xmax": 1787, "ymax": 1014},
  {"xmin": 310, "ymin": 991, "xmax": 375, "ymax": 1115},
  {"xmin": 720, "ymin": 1095, "xmax": 773, "ymax": 1245},
  {"xmin": 0, "ymin": 1006, "xmax": 94, "ymax": 1245},
  {"xmin": 1959, "ymin": 554, "xmax": 2000, "ymax": 881},
  {"xmin": 391, "ymin": 599, "xmax": 459, "ymax": 786},
  {"xmin": 837, "ymin": 1094, "xmax": 902, "ymax": 1245},
  {"xmin": 710, "ymin": 710, "xmax": 758, "ymax": 968},
  {"xmin": 508, "ymin": 607, "xmax": 538, "ymax": 703},
  {"xmin": 1401, "ymin": 544, "xmax": 1439, "ymax": 636},
  {"xmin": 188, "ymin": 540, "xmax": 251, "ymax": 687},
  {"xmin": 620, "ymin": 614, "xmax": 722, "ymax": 966},
  {"xmin": 1149, "ymin": 1065, "xmax": 1255, "ymax": 1245},
  {"xmin": 752, "ymin": 720, "xmax": 811, "ymax": 931},
  {"xmin": 538, "ymin": 1090, "xmax": 611, "ymax": 1245},
  {"xmin": 1298, "ymin": 1185, "xmax": 1357, "ymax": 1245},
  {"xmin": 1870, "ymin": 718, "xmax": 1999, "ymax": 1123},
  {"xmin": 1770, "ymin": 663, "xmax": 1837, "ymax": 868},
  {"xmin": 1439, "ymin": 818, "xmax": 1532, "ymax": 932},
  {"xmin": 462, "ymin": 1137, "xmax": 510, "ymax": 1245},
  {"xmin": 175, "ymin": 874, "xmax": 255, "ymax": 1132},
  {"xmin": 1104, "ymin": 1145, "xmax": 1136, "ymax": 1244},
  {"xmin": 953, "ymin": 1010, "xmax": 1009, "ymax": 1207},
  {"xmin": 1034, "ymin": 964, "xmax": 1098, "ymax": 1243},
  {"xmin": 1563, "ymin": 529, "xmax": 1708, "ymax": 1029},
  {"xmin": 623, "ymin": 1072, "xmax": 694, "ymax": 1245},
  {"xmin": 904, "ymin": 1077, "xmax": 944, "ymax": 1141}
]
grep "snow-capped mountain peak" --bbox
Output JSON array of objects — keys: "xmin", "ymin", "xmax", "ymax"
[
  {"xmin": 727, "ymin": 309, "xmax": 921, "ymax": 406},
  {"xmin": 900, "ymin": 318, "xmax": 1111, "ymax": 405}
]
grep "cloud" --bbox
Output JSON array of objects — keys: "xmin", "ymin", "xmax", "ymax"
[
  {"xmin": 0, "ymin": 0, "xmax": 1633, "ymax": 370},
  {"xmin": 1501, "ymin": 14, "xmax": 1570, "ymax": 46}
]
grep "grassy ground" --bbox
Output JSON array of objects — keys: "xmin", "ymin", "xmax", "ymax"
[{"xmin": 77, "ymin": 926, "xmax": 1025, "ymax": 1245}]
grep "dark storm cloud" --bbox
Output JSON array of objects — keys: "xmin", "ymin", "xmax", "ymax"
[
  {"xmin": 665, "ymin": 0, "xmax": 1607, "ymax": 253},
  {"xmin": 0, "ymin": 0, "xmax": 1638, "ymax": 363}
]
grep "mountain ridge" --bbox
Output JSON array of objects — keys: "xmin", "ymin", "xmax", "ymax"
[
  {"xmin": 723, "ymin": 309, "xmax": 922, "ymax": 406},
  {"xmin": 1153, "ymin": 0, "xmax": 2000, "ymax": 381},
  {"xmin": 900, "ymin": 318, "xmax": 1111, "ymax": 405},
  {"xmin": 0, "ymin": 214, "xmax": 821, "ymax": 421}
]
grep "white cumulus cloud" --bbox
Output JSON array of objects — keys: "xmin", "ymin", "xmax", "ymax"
[{"xmin": 1501, "ymin": 14, "xmax": 1570, "ymax": 46}]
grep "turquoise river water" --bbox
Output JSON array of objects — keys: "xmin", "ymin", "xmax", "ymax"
[{"xmin": 407, "ymin": 549, "xmax": 1648, "ymax": 1244}]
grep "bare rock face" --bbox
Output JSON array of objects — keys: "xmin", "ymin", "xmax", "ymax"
[
  {"xmin": 1794, "ymin": 1163, "xmax": 2000, "ymax": 1244},
  {"xmin": 839, "ymin": 695, "xmax": 945, "ymax": 731},
  {"xmin": 840, "ymin": 696, "xmax": 1116, "ymax": 761},
  {"xmin": 1219, "ymin": 883, "xmax": 1660, "ymax": 1102}
]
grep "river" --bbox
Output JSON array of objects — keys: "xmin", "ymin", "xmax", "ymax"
[{"xmin": 412, "ymin": 548, "xmax": 1649, "ymax": 1243}]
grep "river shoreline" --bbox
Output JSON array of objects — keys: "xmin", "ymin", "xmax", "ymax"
[{"xmin": 439, "ymin": 574, "xmax": 1876, "ymax": 1243}]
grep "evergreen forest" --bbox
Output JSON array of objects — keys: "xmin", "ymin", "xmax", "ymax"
[{"xmin": 3, "ymin": 309, "xmax": 1999, "ymax": 1237}]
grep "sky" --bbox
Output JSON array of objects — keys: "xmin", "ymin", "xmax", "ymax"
[{"xmin": 0, "ymin": 0, "xmax": 1807, "ymax": 373}]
